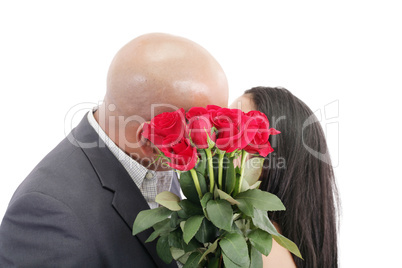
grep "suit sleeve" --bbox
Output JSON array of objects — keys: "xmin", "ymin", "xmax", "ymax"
[{"xmin": 0, "ymin": 192, "xmax": 101, "ymax": 267}]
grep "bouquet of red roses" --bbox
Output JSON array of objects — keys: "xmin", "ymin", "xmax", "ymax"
[{"xmin": 133, "ymin": 105, "xmax": 302, "ymax": 267}]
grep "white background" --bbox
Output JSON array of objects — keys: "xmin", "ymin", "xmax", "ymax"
[{"xmin": 1, "ymin": 1, "xmax": 401, "ymax": 267}]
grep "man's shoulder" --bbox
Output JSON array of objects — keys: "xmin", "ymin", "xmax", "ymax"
[
  {"xmin": 24, "ymin": 113, "xmax": 100, "ymax": 185},
  {"xmin": 5, "ymin": 133, "xmax": 116, "ymax": 233},
  {"xmin": 11, "ymin": 135, "xmax": 98, "ymax": 203}
]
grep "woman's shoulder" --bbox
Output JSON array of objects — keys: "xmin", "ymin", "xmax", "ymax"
[{"xmin": 262, "ymin": 222, "xmax": 297, "ymax": 268}]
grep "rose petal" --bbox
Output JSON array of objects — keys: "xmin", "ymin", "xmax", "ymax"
[{"xmin": 268, "ymin": 128, "xmax": 281, "ymax": 135}]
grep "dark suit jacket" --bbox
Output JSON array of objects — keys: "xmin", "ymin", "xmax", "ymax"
[{"xmin": 0, "ymin": 114, "xmax": 177, "ymax": 268}]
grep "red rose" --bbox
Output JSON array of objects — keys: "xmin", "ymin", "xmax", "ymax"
[
  {"xmin": 186, "ymin": 107, "xmax": 216, "ymax": 149},
  {"xmin": 210, "ymin": 108, "xmax": 259, "ymax": 152},
  {"xmin": 142, "ymin": 108, "xmax": 186, "ymax": 149},
  {"xmin": 160, "ymin": 134, "xmax": 198, "ymax": 171},
  {"xmin": 243, "ymin": 110, "xmax": 280, "ymax": 157},
  {"xmin": 206, "ymin": 105, "xmax": 221, "ymax": 113}
]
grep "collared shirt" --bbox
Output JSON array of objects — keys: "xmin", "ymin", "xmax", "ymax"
[{"xmin": 87, "ymin": 109, "xmax": 177, "ymax": 209}]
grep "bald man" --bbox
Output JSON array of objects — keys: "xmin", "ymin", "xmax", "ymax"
[{"xmin": 0, "ymin": 33, "xmax": 228, "ymax": 267}]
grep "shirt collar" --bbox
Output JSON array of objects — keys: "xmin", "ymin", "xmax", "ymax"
[{"xmin": 86, "ymin": 109, "xmax": 148, "ymax": 190}]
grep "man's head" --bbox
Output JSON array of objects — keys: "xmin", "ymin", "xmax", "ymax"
[{"xmin": 95, "ymin": 33, "xmax": 229, "ymax": 169}]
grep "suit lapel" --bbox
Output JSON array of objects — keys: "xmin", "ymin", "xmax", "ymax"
[{"xmin": 71, "ymin": 114, "xmax": 177, "ymax": 268}]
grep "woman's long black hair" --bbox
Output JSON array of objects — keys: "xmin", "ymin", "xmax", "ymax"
[{"xmin": 244, "ymin": 87, "xmax": 339, "ymax": 268}]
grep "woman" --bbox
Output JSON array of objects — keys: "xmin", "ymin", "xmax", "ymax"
[{"xmin": 231, "ymin": 87, "xmax": 339, "ymax": 268}]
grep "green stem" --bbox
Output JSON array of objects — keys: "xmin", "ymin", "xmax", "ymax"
[
  {"xmin": 190, "ymin": 169, "xmax": 203, "ymax": 198},
  {"xmin": 218, "ymin": 151, "xmax": 225, "ymax": 189},
  {"xmin": 205, "ymin": 149, "xmax": 215, "ymax": 193},
  {"xmin": 235, "ymin": 150, "xmax": 249, "ymax": 195}
]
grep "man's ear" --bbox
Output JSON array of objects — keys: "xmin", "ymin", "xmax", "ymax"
[{"xmin": 136, "ymin": 122, "xmax": 157, "ymax": 156}]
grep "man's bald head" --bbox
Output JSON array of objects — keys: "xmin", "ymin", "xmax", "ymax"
[
  {"xmin": 104, "ymin": 33, "xmax": 228, "ymax": 120},
  {"xmin": 95, "ymin": 33, "xmax": 229, "ymax": 168}
]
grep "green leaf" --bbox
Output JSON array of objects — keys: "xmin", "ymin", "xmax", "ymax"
[
  {"xmin": 155, "ymin": 191, "xmax": 182, "ymax": 211},
  {"xmin": 225, "ymin": 156, "xmax": 236, "ymax": 194},
  {"xmin": 231, "ymin": 220, "xmax": 244, "ymax": 236},
  {"xmin": 168, "ymin": 229, "xmax": 184, "ymax": 249},
  {"xmin": 235, "ymin": 198, "xmax": 254, "ymax": 217},
  {"xmin": 248, "ymin": 229, "xmax": 272, "ymax": 256},
  {"xmin": 199, "ymin": 238, "xmax": 219, "ymax": 263},
  {"xmin": 206, "ymin": 257, "xmax": 220, "ymax": 268},
  {"xmin": 170, "ymin": 247, "xmax": 186, "ymax": 260},
  {"xmin": 222, "ymin": 252, "xmax": 242, "ymax": 268},
  {"xmin": 156, "ymin": 235, "xmax": 173, "ymax": 264},
  {"xmin": 251, "ymin": 209, "xmax": 280, "ymax": 235},
  {"xmin": 232, "ymin": 213, "xmax": 242, "ymax": 222},
  {"xmin": 180, "ymin": 171, "xmax": 201, "ymax": 204},
  {"xmin": 240, "ymin": 177, "xmax": 250, "ymax": 192},
  {"xmin": 206, "ymin": 199, "xmax": 233, "ymax": 232},
  {"xmin": 197, "ymin": 171, "xmax": 208, "ymax": 195},
  {"xmin": 195, "ymin": 218, "xmax": 217, "ymax": 243},
  {"xmin": 201, "ymin": 192, "xmax": 213, "ymax": 208},
  {"xmin": 177, "ymin": 209, "xmax": 190, "ymax": 220},
  {"xmin": 249, "ymin": 244, "xmax": 263, "ymax": 268},
  {"xmin": 167, "ymin": 228, "xmax": 201, "ymax": 253},
  {"xmin": 179, "ymin": 199, "xmax": 204, "ymax": 217},
  {"xmin": 132, "ymin": 207, "xmax": 173, "ymax": 236},
  {"xmin": 213, "ymin": 184, "xmax": 219, "ymax": 199},
  {"xmin": 249, "ymin": 180, "xmax": 262, "ymax": 190},
  {"xmin": 183, "ymin": 215, "xmax": 204, "ymax": 244},
  {"xmin": 200, "ymin": 192, "xmax": 213, "ymax": 219},
  {"xmin": 145, "ymin": 218, "xmax": 175, "ymax": 243},
  {"xmin": 183, "ymin": 237, "xmax": 201, "ymax": 253},
  {"xmin": 234, "ymin": 173, "xmax": 241, "ymax": 193},
  {"xmin": 170, "ymin": 211, "xmax": 180, "ymax": 228},
  {"xmin": 250, "ymin": 209, "xmax": 302, "ymax": 258},
  {"xmin": 178, "ymin": 251, "xmax": 192, "ymax": 265},
  {"xmin": 219, "ymin": 233, "xmax": 250, "ymax": 267},
  {"xmin": 273, "ymin": 234, "xmax": 303, "ymax": 259},
  {"xmin": 217, "ymin": 189, "xmax": 240, "ymax": 205},
  {"xmin": 180, "ymin": 221, "xmax": 186, "ymax": 232},
  {"xmin": 243, "ymin": 157, "xmax": 265, "ymax": 186},
  {"xmin": 183, "ymin": 252, "xmax": 203, "ymax": 268},
  {"xmin": 235, "ymin": 189, "xmax": 285, "ymax": 211},
  {"xmin": 196, "ymin": 149, "xmax": 207, "ymax": 176}
]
